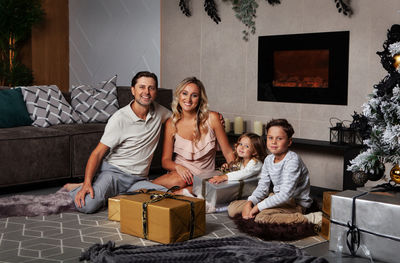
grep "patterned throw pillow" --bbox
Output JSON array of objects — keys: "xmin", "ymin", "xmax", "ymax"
[
  {"xmin": 20, "ymin": 85, "xmax": 82, "ymax": 128},
  {"xmin": 71, "ymin": 75, "xmax": 119, "ymax": 123}
]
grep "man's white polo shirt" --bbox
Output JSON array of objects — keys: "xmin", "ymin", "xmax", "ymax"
[{"xmin": 101, "ymin": 101, "xmax": 171, "ymax": 177}]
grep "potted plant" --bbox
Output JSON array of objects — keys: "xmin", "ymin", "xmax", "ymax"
[{"xmin": 0, "ymin": 0, "xmax": 44, "ymax": 86}]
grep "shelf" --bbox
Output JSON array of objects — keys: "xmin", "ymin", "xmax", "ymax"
[{"xmin": 226, "ymin": 132, "xmax": 363, "ymax": 151}]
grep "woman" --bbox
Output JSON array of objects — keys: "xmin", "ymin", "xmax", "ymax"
[{"xmin": 152, "ymin": 77, "xmax": 235, "ymax": 193}]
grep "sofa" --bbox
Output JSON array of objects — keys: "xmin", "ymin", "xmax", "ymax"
[{"xmin": 0, "ymin": 86, "xmax": 172, "ymax": 189}]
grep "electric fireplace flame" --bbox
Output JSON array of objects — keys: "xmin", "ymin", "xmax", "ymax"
[{"xmin": 273, "ymin": 50, "xmax": 329, "ymax": 88}]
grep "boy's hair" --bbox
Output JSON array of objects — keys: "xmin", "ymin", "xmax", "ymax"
[
  {"xmin": 131, "ymin": 71, "xmax": 158, "ymax": 89},
  {"xmin": 233, "ymin": 132, "xmax": 267, "ymax": 163},
  {"xmin": 266, "ymin": 119, "xmax": 294, "ymax": 138}
]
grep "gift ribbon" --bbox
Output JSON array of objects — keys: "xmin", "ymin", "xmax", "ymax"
[
  {"xmin": 141, "ymin": 186, "xmax": 195, "ymax": 240},
  {"xmin": 346, "ymin": 191, "xmax": 368, "ymax": 256}
]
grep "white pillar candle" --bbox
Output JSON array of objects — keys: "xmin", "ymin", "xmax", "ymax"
[
  {"xmin": 234, "ymin": 117, "xmax": 244, "ymax": 134},
  {"xmin": 254, "ymin": 121, "xmax": 263, "ymax": 136},
  {"xmin": 224, "ymin": 118, "xmax": 231, "ymax": 133}
]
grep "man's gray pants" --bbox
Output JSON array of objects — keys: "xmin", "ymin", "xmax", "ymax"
[{"xmin": 69, "ymin": 161, "xmax": 167, "ymax": 213}]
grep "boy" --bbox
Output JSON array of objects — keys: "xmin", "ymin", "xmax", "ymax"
[{"xmin": 228, "ymin": 119, "xmax": 313, "ymax": 224}]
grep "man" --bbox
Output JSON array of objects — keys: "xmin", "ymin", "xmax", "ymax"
[{"xmin": 66, "ymin": 71, "xmax": 171, "ymax": 213}]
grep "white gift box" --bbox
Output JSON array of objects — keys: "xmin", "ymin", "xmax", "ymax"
[{"xmin": 192, "ymin": 170, "xmax": 259, "ymax": 209}]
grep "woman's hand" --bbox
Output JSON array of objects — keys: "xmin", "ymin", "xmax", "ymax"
[
  {"xmin": 208, "ymin": 174, "xmax": 228, "ymax": 184},
  {"xmin": 175, "ymin": 164, "xmax": 194, "ymax": 185}
]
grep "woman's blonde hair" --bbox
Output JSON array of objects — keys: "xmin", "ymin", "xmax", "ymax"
[{"xmin": 171, "ymin": 77, "xmax": 209, "ymax": 143}]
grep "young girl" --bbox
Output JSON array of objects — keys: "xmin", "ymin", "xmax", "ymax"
[{"xmin": 208, "ymin": 133, "xmax": 267, "ymax": 184}]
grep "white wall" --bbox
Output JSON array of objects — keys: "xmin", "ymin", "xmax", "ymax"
[
  {"xmin": 69, "ymin": 0, "xmax": 160, "ymax": 88},
  {"xmin": 161, "ymin": 0, "xmax": 400, "ymax": 190}
]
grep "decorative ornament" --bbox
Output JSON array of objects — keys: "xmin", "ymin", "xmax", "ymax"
[
  {"xmin": 352, "ymin": 171, "xmax": 369, "ymax": 186},
  {"xmin": 367, "ymin": 165, "xmax": 385, "ymax": 181},
  {"xmin": 390, "ymin": 164, "xmax": 400, "ymax": 184},
  {"xmin": 393, "ymin": 54, "xmax": 400, "ymax": 71}
]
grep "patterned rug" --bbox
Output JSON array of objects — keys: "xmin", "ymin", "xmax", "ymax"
[{"xmin": 0, "ymin": 210, "xmax": 326, "ymax": 262}]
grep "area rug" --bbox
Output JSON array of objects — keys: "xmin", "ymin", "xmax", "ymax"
[
  {"xmin": 80, "ymin": 236, "xmax": 328, "ymax": 263},
  {"xmin": 0, "ymin": 187, "xmax": 76, "ymax": 218}
]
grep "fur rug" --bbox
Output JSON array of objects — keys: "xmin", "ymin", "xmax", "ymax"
[
  {"xmin": 0, "ymin": 188, "xmax": 76, "ymax": 218},
  {"xmin": 80, "ymin": 236, "xmax": 328, "ymax": 263},
  {"xmin": 231, "ymin": 215, "xmax": 316, "ymax": 241}
]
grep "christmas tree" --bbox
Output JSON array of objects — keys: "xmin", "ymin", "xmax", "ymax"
[{"xmin": 348, "ymin": 24, "xmax": 400, "ymax": 184}]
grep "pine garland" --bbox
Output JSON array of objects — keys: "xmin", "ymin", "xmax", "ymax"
[
  {"xmin": 333, "ymin": 0, "xmax": 353, "ymax": 17},
  {"xmin": 204, "ymin": 0, "xmax": 221, "ymax": 24},
  {"xmin": 177, "ymin": 1, "xmax": 353, "ymax": 41},
  {"xmin": 231, "ymin": 0, "xmax": 258, "ymax": 41},
  {"xmin": 179, "ymin": 0, "xmax": 191, "ymax": 17}
]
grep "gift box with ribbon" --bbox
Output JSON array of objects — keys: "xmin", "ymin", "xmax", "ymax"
[
  {"xmin": 320, "ymin": 191, "xmax": 338, "ymax": 240},
  {"xmin": 192, "ymin": 170, "xmax": 259, "ymax": 209},
  {"xmin": 108, "ymin": 195, "xmax": 130, "ymax": 221},
  {"xmin": 108, "ymin": 189, "xmax": 149, "ymax": 222},
  {"xmin": 329, "ymin": 190, "xmax": 400, "ymax": 263},
  {"xmin": 120, "ymin": 190, "xmax": 205, "ymax": 244}
]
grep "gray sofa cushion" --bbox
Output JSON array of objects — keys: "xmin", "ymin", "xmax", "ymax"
[
  {"xmin": 0, "ymin": 126, "xmax": 70, "ymax": 187},
  {"xmin": 50, "ymin": 123, "xmax": 106, "ymax": 177}
]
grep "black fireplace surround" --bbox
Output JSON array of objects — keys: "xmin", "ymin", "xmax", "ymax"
[{"xmin": 258, "ymin": 31, "xmax": 349, "ymax": 105}]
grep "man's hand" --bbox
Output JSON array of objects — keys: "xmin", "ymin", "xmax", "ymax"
[
  {"xmin": 176, "ymin": 164, "xmax": 194, "ymax": 185},
  {"xmin": 74, "ymin": 183, "xmax": 94, "ymax": 208}
]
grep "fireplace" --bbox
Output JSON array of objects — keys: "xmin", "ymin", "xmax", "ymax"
[{"xmin": 257, "ymin": 31, "xmax": 349, "ymax": 105}]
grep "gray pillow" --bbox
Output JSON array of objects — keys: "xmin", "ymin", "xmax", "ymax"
[
  {"xmin": 20, "ymin": 85, "xmax": 82, "ymax": 127},
  {"xmin": 71, "ymin": 75, "xmax": 119, "ymax": 123}
]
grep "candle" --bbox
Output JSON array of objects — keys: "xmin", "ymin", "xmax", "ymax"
[
  {"xmin": 224, "ymin": 118, "xmax": 231, "ymax": 133},
  {"xmin": 234, "ymin": 117, "xmax": 244, "ymax": 134},
  {"xmin": 254, "ymin": 121, "xmax": 263, "ymax": 136}
]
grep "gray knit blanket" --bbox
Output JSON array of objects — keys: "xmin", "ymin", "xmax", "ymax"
[{"xmin": 80, "ymin": 236, "xmax": 328, "ymax": 263}]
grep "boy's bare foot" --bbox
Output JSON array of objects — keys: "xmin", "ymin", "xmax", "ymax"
[{"xmin": 63, "ymin": 183, "xmax": 83, "ymax": 191}]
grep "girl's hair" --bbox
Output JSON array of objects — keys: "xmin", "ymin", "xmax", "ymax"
[
  {"xmin": 233, "ymin": 132, "xmax": 267, "ymax": 164},
  {"xmin": 266, "ymin": 119, "xmax": 294, "ymax": 138},
  {"xmin": 171, "ymin": 77, "xmax": 209, "ymax": 143}
]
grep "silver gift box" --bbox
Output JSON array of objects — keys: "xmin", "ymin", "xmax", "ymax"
[
  {"xmin": 329, "ymin": 190, "xmax": 400, "ymax": 263},
  {"xmin": 192, "ymin": 170, "xmax": 259, "ymax": 208}
]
